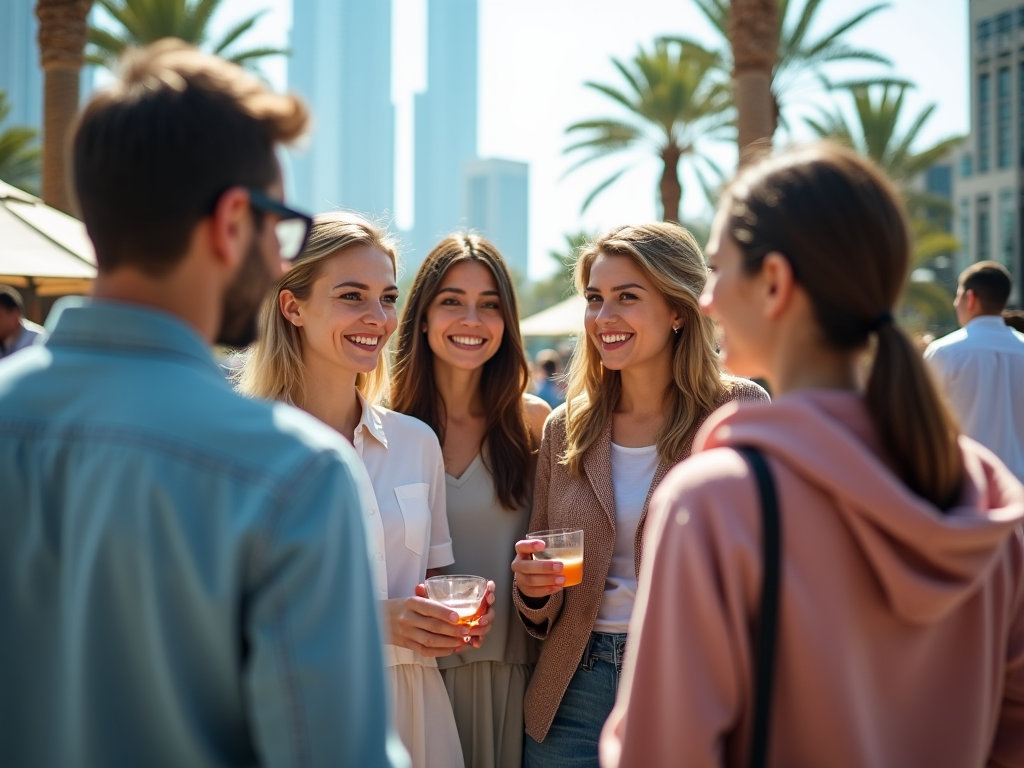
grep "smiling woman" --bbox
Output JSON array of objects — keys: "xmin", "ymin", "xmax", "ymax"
[
  {"xmin": 236, "ymin": 212, "xmax": 481, "ymax": 768},
  {"xmin": 510, "ymin": 222, "xmax": 769, "ymax": 767},
  {"xmin": 390, "ymin": 234, "xmax": 550, "ymax": 768}
]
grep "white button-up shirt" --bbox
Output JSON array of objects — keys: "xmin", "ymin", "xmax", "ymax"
[
  {"xmin": 925, "ymin": 316, "xmax": 1024, "ymax": 481},
  {"xmin": 350, "ymin": 394, "xmax": 454, "ymax": 603}
]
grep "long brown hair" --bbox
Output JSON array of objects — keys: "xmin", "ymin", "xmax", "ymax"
[
  {"xmin": 562, "ymin": 222, "xmax": 732, "ymax": 476},
  {"xmin": 725, "ymin": 142, "xmax": 964, "ymax": 510},
  {"xmin": 390, "ymin": 234, "xmax": 534, "ymax": 509},
  {"xmin": 236, "ymin": 212, "xmax": 399, "ymax": 406}
]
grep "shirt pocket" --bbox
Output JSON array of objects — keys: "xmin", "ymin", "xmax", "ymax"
[{"xmin": 394, "ymin": 483, "xmax": 431, "ymax": 557}]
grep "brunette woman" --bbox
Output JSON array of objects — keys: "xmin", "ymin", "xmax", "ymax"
[
  {"xmin": 238, "ymin": 213, "xmax": 496, "ymax": 768},
  {"xmin": 510, "ymin": 222, "xmax": 769, "ymax": 767},
  {"xmin": 601, "ymin": 144, "xmax": 1024, "ymax": 768},
  {"xmin": 390, "ymin": 234, "xmax": 550, "ymax": 768}
]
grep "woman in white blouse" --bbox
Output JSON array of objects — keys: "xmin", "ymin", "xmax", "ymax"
[{"xmin": 237, "ymin": 212, "xmax": 495, "ymax": 768}]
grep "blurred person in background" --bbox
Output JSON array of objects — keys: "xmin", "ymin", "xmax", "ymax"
[
  {"xmin": 1003, "ymin": 309, "xmax": 1024, "ymax": 333},
  {"xmin": 602, "ymin": 144, "xmax": 1024, "ymax": 768},
  {"xmin": 390, "ymin": 234, "xmax": 550, "ymax": 768},
  {"xmin": 511, "ymin": 222, "xmax": 768, "ymax": 768},
  {"xmin": 925, "ymin": 262, "xmax": 1024, "ymax": 481},
  {"xmin": 0, "ymin": 285, "xmax": 45, "ymax": 358},
  {"xmin": 237, "ymin": 213, "xmax": 494, "ymax": 768},
  {"xmin": 534, "ymin": 349, "xmax": 565, "ymax": 407},
  {"xmin": 0, "ymin": 42, "xmax": 406, "ymax": 768}
]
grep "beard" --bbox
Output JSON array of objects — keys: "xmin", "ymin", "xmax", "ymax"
[{"xmin": 216, "ymin": 237, "xmax": 276, "ymax": 348}]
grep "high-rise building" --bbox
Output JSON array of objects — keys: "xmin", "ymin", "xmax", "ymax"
[
  {"xmin": 412, "ymin": 0, "xmax": 478, "ymax": 265},
  {"xmin": 288, "ymin": 0, "xmax": 394, "ymax": 218},
  {"xmin": 463, "ymin": 158, "xmax": 529, "ymax": 278},
  {"xmin": 0, "ymin": 0, "xmax": 43, "ymax": 133},
  {"xmin": 959, "ymin": 0, "xmax": 1024, "ymax": 302}
]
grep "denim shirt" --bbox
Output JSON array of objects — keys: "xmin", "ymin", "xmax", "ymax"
[{"xmin": 0, "ymin": 299, "xmax": 409, "ymax": 768}]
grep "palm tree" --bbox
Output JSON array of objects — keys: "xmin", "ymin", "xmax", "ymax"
[
  {"xmin": 87, "ymin": 0, "xmax": 286, "ymax": 71},
  {"xmin": 805, "ymin": 82, "xmax": 964, "ymax": 218},
  {"xmin": 564, "ymin": 39, "xmax": 732, "ymax": 224},
  {"xmin": 0, "ymin": 91, "xmax": 42, "ymax": 194},
  {"xmin": 806, "ymin": 82, "xmax": 965, "ymax": 327},
  {"xmin": 672, "ymin": 0, "xmax": 891, "ymax": 135},
  {"xmin": 730, "ymin": 0, "xmax": 778, "ymax": 166},
  {"xmin": 36, "ymin": 0, "xmax": 92, "ymax": 213}
]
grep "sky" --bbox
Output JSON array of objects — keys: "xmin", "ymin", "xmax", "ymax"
[{"xmin": 201, "ymin": 0, "xmax": 970, "ymax": 279}]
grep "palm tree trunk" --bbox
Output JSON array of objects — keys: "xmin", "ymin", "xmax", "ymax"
[
  {"xmin": 36, "ymin": 0, "xmax": 92, "ymax": 214},
  {"xmin": 730, "ymin": 0, "xmax": 777, "ymax": 168},
  {"xmin": 659, "ymin": 145, "xmax": 682, "ymax": 224}
]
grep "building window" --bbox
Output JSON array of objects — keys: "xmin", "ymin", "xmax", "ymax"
[
  {"xmin": 978, "ymin": 198, "xmax": 991, "ymax": 261},
  {"xmin": 979, "ymin": 72, "xmax": 992, "ymax": 173},
  {"xmin": 1000, "ymin": 189, "xmax": 1015, "ymax": 269},
  {"xmin": 1018, "ymin": 7, "xmax": 1024, "ymax": 28},
  {"xmin": 961, "ymin": 153, "xmax": 973, "ymax": 177},
  {"xmin": 979, "ymin": 17, "xmax": 992, "ymax": 50},
  {"xmin": 999, "ymin": 67, "xmax": 1011, "ymax": 168},
  {"xmin": 1019, "ymin": 62, "xmax": 1024, "ymax": 166},
  {"xmin": 958, "ymin": 198, "xmax": 970, "ymax": 273}
]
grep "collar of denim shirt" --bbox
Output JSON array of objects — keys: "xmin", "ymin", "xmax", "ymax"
[{"xmin": 44, "ymin": 297, "xmax": 223, "ymax": 376}]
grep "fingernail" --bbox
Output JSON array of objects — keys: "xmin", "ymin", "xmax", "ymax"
[
  {"xmin": 553, "ymin": 563, "xmax": 563, "ymax": 572},
  {"xmin": 450, "ymin": 613, "xmax": 459, "ymax": 622},
  {"xmin": 555, "ymin": 576, "xmax": 565, "ymax": 584}
]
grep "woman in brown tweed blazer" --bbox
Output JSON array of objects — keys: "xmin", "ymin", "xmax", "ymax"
[{"xmin": 510, "ymin": 222, "xmax": 768, "ymax": 767}]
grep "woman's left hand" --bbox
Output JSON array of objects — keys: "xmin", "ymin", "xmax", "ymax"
[{"xmin": 415, "ymin": 580, "xmax": 497, "ymax": 650}]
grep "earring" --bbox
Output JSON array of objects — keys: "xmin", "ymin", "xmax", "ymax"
[{"xmin": 673, "ymin": 325, "xmax": 681, "ymax": 334}]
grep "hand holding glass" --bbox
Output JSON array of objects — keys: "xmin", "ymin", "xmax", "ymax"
[
  {"xmin": 424, "ymin": 575, "xmax": 489, "ymax": 630},
  {"xmin": 528, "ymin": 529, "xmax": 584, "ymax": 586}
]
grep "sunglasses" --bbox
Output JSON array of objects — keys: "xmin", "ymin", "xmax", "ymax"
[{"xmin": 246, "ymin": 188, "xmax": 314, "ymax": 262}]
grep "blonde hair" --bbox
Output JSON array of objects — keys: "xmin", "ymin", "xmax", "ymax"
[
  {"xmin": 236, "ymin": 211, "xmax": 399, "ymax": 405},
  {"xmin": 562, "ymin": 222, "xmax": 730, "ymax": 476}
]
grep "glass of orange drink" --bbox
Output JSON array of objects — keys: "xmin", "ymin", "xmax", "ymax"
[
  {"xmin": 424, "ymin": 575, "xmax": 489, "ymax": 631},
  {"xmin": 526, "ymin": 528, "xmax": 584, "ymax": 587}
]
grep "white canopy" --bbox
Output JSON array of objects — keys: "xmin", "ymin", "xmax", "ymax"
[
  {"xmin": 520, "ymin": 295, "xmax": 586, "ymax": 337},
  {"xmin": 0, "ymin": 180, "xmax": 96, "ymax": 296}
]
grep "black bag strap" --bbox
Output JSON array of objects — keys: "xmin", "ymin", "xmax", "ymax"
[{"xmin": 736, "ymin": 446, "xmax": 782, "ymax": 768}]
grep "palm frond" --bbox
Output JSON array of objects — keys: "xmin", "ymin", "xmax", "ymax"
[
  {"xmin": 212, "ymin": 12, "xmax": 264, "ymax": 55},
  {"xmin": 580, "ymin": 166, "xmax": 633, "ymax": 214}
]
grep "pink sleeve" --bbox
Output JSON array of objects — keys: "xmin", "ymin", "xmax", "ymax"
[
  {"xmin": 601, "ymin": 455, "xmax": 758, "ymax": 768},
  {"xmin": 990, "ymin": 529, "xmax": 1024, "ymax": 767}
]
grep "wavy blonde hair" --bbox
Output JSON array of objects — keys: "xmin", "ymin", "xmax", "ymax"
[
  {"xmin": 235, "ymin": 211, "xmax": 399, "ymax": 405},
  {"xmin": 562, "ymin": 222, "xmax": 730, "ymax": 476}
]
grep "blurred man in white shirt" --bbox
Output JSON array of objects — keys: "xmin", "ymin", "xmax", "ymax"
[{"xmin": 925, "ymin": 261, "xmax": 1024, "ymax": 481}]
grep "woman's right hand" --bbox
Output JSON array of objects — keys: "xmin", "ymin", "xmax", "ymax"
[
  {"xmin": 511, "ymin": 539, "xmax": 566, "ymax": 600},
  {"xmin": 383, "ymin": 595, "xmax": 472, "ymax": 657}
]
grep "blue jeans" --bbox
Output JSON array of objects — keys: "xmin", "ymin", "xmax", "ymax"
[{"xmin": 524, "ymin": 632, "xmax": 628, "ymax": 768}]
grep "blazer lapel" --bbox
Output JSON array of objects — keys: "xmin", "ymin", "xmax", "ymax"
[{"xmin": 583, "ymin": 418, "xmax": 616, "ymax": 531}]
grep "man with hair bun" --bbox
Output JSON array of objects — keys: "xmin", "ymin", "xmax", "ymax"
[
  {"xmin": 0, "ymin": 41, "xmax": 407, "ymax": 768},
  {"xmin": 925, "ymin": 261, "xmax": 1024, "ymax": 481}
]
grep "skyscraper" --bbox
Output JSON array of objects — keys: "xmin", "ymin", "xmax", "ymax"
[
  {"xmin": 412, "ymin": 0, "xmax": 478, "ymax": 264},
  {"xmin": 289, "ymin": 0, "xmax": 394, "ymax": 218},
  {"xmin": 959, "ymin": 0, "xmax": 1023, "ymax": 302},
  {"xmin": 0, "ymin": 0, "xmax": 43, "ymax": 133},
  {"xmin": 463, "ymin": 158, "xmax": 529, "ymax": 278}
]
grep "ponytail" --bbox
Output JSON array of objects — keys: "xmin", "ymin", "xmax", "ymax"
[
  {"xmin": 726, "ymin": 143, "xmax": 966, "ymax": 511},
  {"xmin": 866, "ymin": 323, "xmax": 964, "ymax": 510}
]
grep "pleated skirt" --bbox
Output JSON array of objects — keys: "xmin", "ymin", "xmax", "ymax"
[
  {"xmin": 387, "ymin": 660, "xmax": 466, "ymax": 768},
  {"xmin": 441, "ymin": 660, "xmax": 532, "ymax": 768}
]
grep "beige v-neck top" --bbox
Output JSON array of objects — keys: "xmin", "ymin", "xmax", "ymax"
[{"xmin": 437, "ymin": 453, "xmax": 539, "ymax": 669}]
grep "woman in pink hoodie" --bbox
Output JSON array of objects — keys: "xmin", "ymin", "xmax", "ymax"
[{"xmin": 600, "ymin": 144, "xmax": 1024, "ymax": 768}]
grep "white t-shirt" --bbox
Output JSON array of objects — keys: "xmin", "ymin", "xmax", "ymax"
[{"xmin": 594, "ymin": 442, "xmax": 660, "ymax": 634}]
